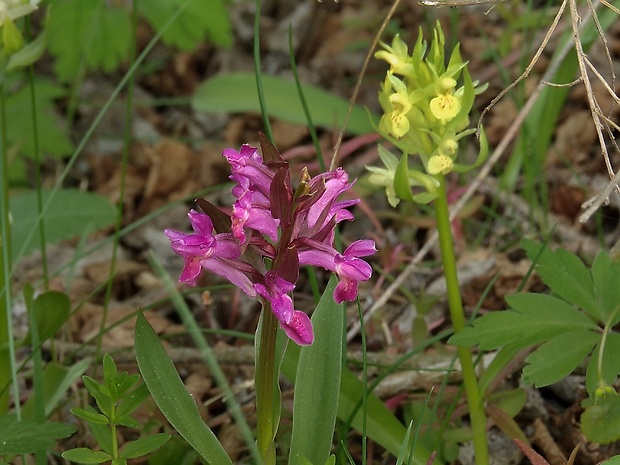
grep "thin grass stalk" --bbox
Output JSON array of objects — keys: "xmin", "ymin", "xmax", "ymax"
[
  {"xmin": 25, "ymin": 286, "xmax": 46, "ymax": 465},
  {"xmin": 434, "ymin": 176, "xmax": 488, "ymax": 465},
  {"xmin": 0, "ymin": 84, "xmax": 21, "ymax": 422},
  {"xmin": 253, "ymin": 0, "xmax": 272, "ymax": 142},
  {"xmin": 358, "ymin": 302, "xmax": 368, "ymax": 465},
  {"xmin": 25, "ymin": 18, "xmax": 48, "ymax": 290},
  {"xmin": 0, "ymin": 77, "xmax": 8, "ymax": 414},
  {"xmin": 96, "ymin": 0, "xmax": 137, "ymax": 366}
]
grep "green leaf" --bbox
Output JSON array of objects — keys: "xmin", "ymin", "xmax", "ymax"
[
  {"xmin": 7, "ymin": 31, "xmax": 46, "ymax": 71},
  {"xmin": 586, "ymin": 332, "xmax": 620, "ymax": 397},
  {"xmin": 281, "ymin": 347, "xmax": 436, "ymax": 464},
  {"xmin": 22, "ymin": 290, "xmax": 70, "ymax": 345},
  {"xmin": 450, "ymin": 293, "xmax": 598, "ymax": 350},
  {"xmin": 487, "ymin": 388, "xmax": 527, "ymax": 418},
  {"xmin": 135, "ymin": 313, "xmax": 232, "ymax": 465},
  {"xmin": 289, "ymin": 277, "xmax": 343, "ymax": 465},
  {"xmin": 102, "ymin": 354, "xmax": 118, "ymax": 383},
  {"xmin": 70, "ymin": 407, "xmax": 109, "ymax": 425},
  {"xmin": 581, "ymin": 395, "xmax": 620, "ymax": 443},
  {"xmin": 82, "ymin": 376, "xmax": 113, "ymax": 416},
  {"xmin": 522, "ymin": 241, "xmax": 599, "ymax": 319},
  {"xmin": 137, "ymin": 0, "xmax": 231, "ymax": 50},
  {"xmin": 393, "ymin": 155, "xmax": 416, "ymax": 203},
  {"xmin": 0, "ymin": 415, "xmax": 76, "ymax": 454},
  {"xmin": 10, "ymin": 189, "xmax": 116, "ymax": 260},
  {"xmin": 62, "ymin": 448, "xmax": 112, "ymax": 464},
  {"xmin": 600, "ymin": 456, "xmax": 620, "ymax": 465},
  {"xmin": 192, "ymin": 73, "xmax": 379, "ymax": 136},
  {"xmin": 87, "ymin": 408, "xmax": 114, "ymax": 455},
  {"xmin": 119, "ymin": 433, "xmax": 171, "ymax": 459},
  {"xmin": 592, "ymin": 251, "xmax": 620, "ymax": 325},
  {"xmin": 4, "ymin": 78, "xmax": 73, "ymax": 159},
  {"xmin": 48, "ymin": 0, "xmax": 131, "ymax": 82},
  {"xmin": 21, "ymin": 358, "xmax": 90, "ymax": 418},
  {"xmin": 116, "ymin": 383, "xmax": 150, "ymax": 419},
  {"xmin": 522, "ymin": 330, "xmax": 599, "ymax": 387}
]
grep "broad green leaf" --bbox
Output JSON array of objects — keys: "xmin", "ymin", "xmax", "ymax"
[
  {"xmin": 137, "ymin": 0, "xmax": 231, "ymax": 49},
  {"xmin": 4, "ymin": 78, "xmax": 73, "ymax": 159},
  {"xmin": 22, "ymin": 359, "xmax": 90, "ymax": 418},
  {"xmin": 581, "ymin": 395, "xmax": 620, "ymax": 443},
  {"xmin": 61, "ymin": 448, "xmax": 112, "ymax": 464},
  {"xmin": 592, "ymin": 251, "xmax": 620, "ymax": 324},
  {"xmin": 119, "ymin": 433, "xmax": 171, "ymax": 459},
  {"xmin": 192, "ymin": 73, "xmax": 379, "ymax": 136},
  {"xmin": 523, "ymin": 330, "xmax": 599, "ymax": 387},
  {"xmin": 135, "ymin": 313, "xmax": 232, "ymax": 465},
  {"xmin": 281, "ymin": 348, "xmax": 436, "ymax": 464},
  {"xmin": 289, "ymin": 277, "xmax": 342, "ymax": 465},
  {"xmin": 586, "ymin": 332, "xmax": 620, "ymax": 397},
  {"xmin": 450, "ymin": 293, "xmax": 597, "ymax": 350},
  {"xmin": 601, "ymin": 456, "xmax": 620, "ymax": 465},
  {"xmin": 22, "ymin": 290, "xmax": 70, "ymax": 345},
  {"xmin": 10, "ymin": 189, "xmax": 116, "ymax": 259},
  {"xmin": 0, "ymin": 415, "xmax": 75, "ymax": 454},
  {"xmin": 147, "ymin": 435, "xmax": 199, "ymax": 465},
  {"xmin": 338, "ymin": 368, "xmax": 435, "ymax": 465},
  {"xmin": 48, "ymin": 0, "xmax": 131, "ymax": 81},
  {"xmin": 522, "ymin": 241, "xmax": 598, "ymax": 319}
]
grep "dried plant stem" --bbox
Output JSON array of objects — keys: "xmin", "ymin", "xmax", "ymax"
[{"xmin": 331, "ymin": 0, "xmax": 402, "ymax": 169}]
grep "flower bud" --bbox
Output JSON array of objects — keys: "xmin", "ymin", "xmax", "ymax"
[{"xmin": 2, "ymin": 17, "xmax": 23, "ymax": 55}]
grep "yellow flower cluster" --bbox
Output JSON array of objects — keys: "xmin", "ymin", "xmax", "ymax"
[{"xmin": 368, "ymin": 22, "xmax": 488, "ymax": 205}]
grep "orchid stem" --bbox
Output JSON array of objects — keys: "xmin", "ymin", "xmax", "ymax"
[
  {"xmin": 255, "ymin": 306, "xmax": 279, "ymax": 465},
  {"xmin": 434, "ymin": 175, "xmax": 489, "ymax": 465}
]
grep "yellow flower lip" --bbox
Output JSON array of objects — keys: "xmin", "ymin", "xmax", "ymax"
[
  {"xmin": 427, "ymin": 154, "xmax": 454, "ymax": 175},
  {"xmin": 430, "ymin": 93, "xmax": 461, "ymax": 124}
]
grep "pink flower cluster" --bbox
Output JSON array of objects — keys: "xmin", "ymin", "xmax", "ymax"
[{"xmin": 165, "ymin": 141, "xmax": 376, "ymax": 345}]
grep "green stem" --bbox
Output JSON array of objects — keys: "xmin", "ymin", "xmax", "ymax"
[
  {"xmin": 0, "ymin": 79, "xmax": 17, "ymax": 416},
  {"xmin": 597, "ymin": 304, "xmax": 620, "ymax": 388},
  {"xmin": 434, "ymin": 176, "xmax": 488, "ymax": 465},
  {"xmin": 255, "ymin": 307, "xmax": 279, "ymax": 465}
]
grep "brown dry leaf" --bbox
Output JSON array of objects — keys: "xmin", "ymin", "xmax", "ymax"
[
  {"xmin": 548, "ymin": 111, "xmax": 597, "ymax": 168},
  {"xmin": 75, "ymin": 304, "xmax": 183, "ymax": 348},
  {"xmin": 143, "ymin": 139, "xmax": 199, "ymax": 201},
  {"xmin": 549, "ymin": 184, "xmax": 586, "ymax": 220},
  {"xmin": 515, "ymin": 438, "xmax": 552, "ymax": 465},
  {"xmin": 532, "ymin": 417, "xmax": 567, "ymax": 465},
  {"xmin": 270, "ymin": 120, "xmax": 309, "ymax": 152},
  {"xmin": 485, "ymin": 98, "xmax": 519, "ymax": 146}
]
